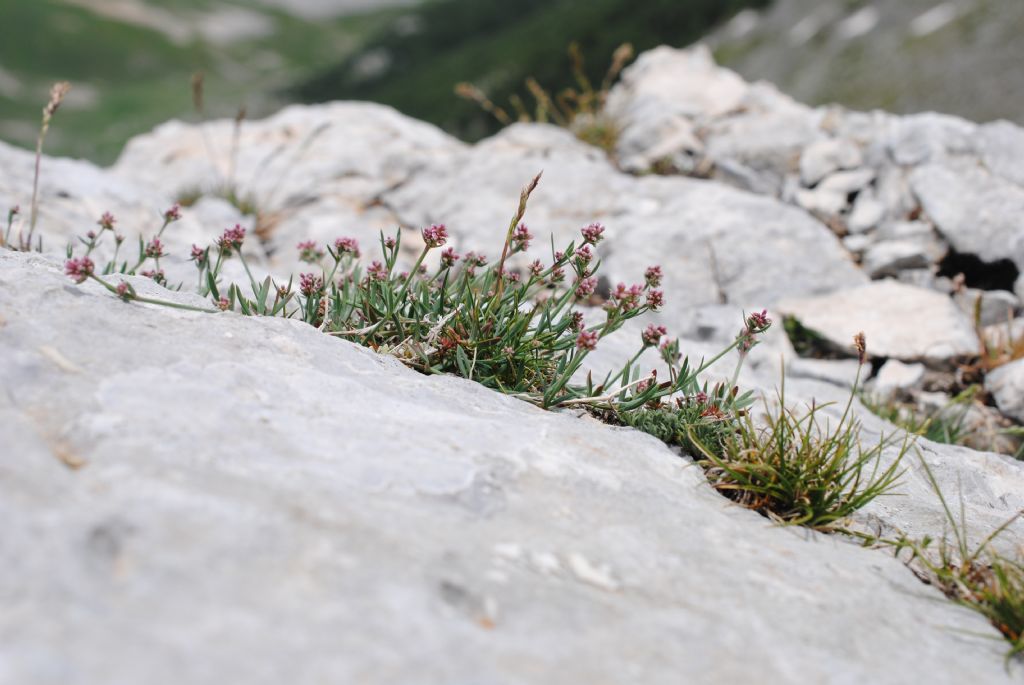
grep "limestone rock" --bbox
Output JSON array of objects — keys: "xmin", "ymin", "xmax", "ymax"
[
  {"xmin": 799, "ymin": 138, "xmax": 864, "ymax": 186},
  {"xmin": 954, "ymin": 289, "xmax": 1020, "ymax": 327},
  {"xmin": 861, "ymin": 240, "xmax": 933, "ymax": 278},
  {"xmin": 986, "ymin": 359, "xmax": 1024, "ymax": 423},
  {"xmin": 872, "ymin": 359, "xmax": 926, "ymax": 397},
  {"xmin": 5, "ymin": 250, "xmax": 1021, "ymax": 683},
  {"xmin": 777, "ymin": 280, "xmax": 980, "ymax": 363},
  {"xmin": 910, "ymin": 162, "xmax": 1024, "ymax": 271},
  {"xmin": 977, "ymin": 120, "xmax": 1024, "ymax": 188}
]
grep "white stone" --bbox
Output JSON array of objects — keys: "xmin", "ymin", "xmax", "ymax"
[
  {"xmin": 986, "ymin": 358, "xmax": 1024, "ymax": 423},
  {"xmin": 4, "ymin": 250, "xmax": 1021, "ymax": 683},
  {"xmin": 911, "ymin": 162, "xmax": 1024, "ymax": 272},
  {"xmin": 818, "ymin": 168, "xmax": 876, "ymax": 195},
  {"xmin": 873, "ymin": 359, "xmax": 926, "ymax": 396},
  {"xmin": 847, "ymin": 193, "xmax": 886, "ymax": 233},
  {"xmin": 799, "ymin": 138, "xmax": 864, "ymax": 186},
  {"xmin": 862, "ymin": 240, "xmax": 932, "ymax": 278},
  {"xmin": 977, "ymin": 120, "xmax": 1024, "ymax": 187},
  {"xmin": 777, "ymin": 280, "xmax": 980, "ymax": 362}
]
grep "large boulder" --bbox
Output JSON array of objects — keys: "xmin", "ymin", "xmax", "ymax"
[
  {"xmin": 1, "ymin": 249, "xmax": 1022, "ymax": 684},
  {"xmin": 777, "ymin": 280, "xmax": 980, "ymax": 363}
]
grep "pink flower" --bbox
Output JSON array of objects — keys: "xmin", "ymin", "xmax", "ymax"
[
  {"xmin": 190, "ymin": 244, "xmax": 206, "ymax": 264},
  {"xmin": 746, "ymin": 309, "xmax": 771, "ymax": 332},
  {"xmin": 163, "ymin": 204, "xmax": 182, "ymax": 223},
  {"xmin": 528, "ymin": 259, "xmax": 544, "ymax": 277},
  {"xmin": 334, "ymin": 236, "xmax": 360, "ymax": 257},
  {"xmin": 140, "ymin": 269, "xmax": 166, "ymax": 285},
  {"xmin": 694, "ymin": 391, "xmax": 708, "ymax": 405},
  {"xmin": 115, "ymin": 281, "xmax": 131, "ymax": 300},
  {"xmin": 440, "ymin": 247, "xmax": 460, "ymax": 268},
  {"xmin": 574, "ymin": 276, "xmax": 597, "ymax": 299},
  {"xmin": 219, "ymin": 224, "xmax": 246, "ymax": 252},
  {"xmin": 297, "ymin": 240, "xmax": 324, "ymax": 264},
  {"xmin": 367, "ymin": 260, "xmax": 388, "ymax": 282},
  {"xmin": 549, "ymin": 266, "xmax": 565, "ymax": 284},
  {"xmin": 644, "ymin": 265, "xmax": 662, "ymax": 288},
  {"xmin": 511, "ymin": 223, "xmax": 533, "ymax": 251},
  {"xmin": 216, "ymin": 297, "xmax": 231, "ymax": 311},
  {"xmin": 581, "ymin": 222, "xmax": 605, "ymax": 244},
  {"xmin": 575, "ymin": 244, "xmax": 593, "ymax": 266},
  {"xmin": 86, "ymin": 230, "xmax": 97, "ymax": 240},
  {"xmin": 144, "ymin": 238, "xmax": 164, "ymax": 259},
  {"xmin": 299, "ymin": 272, "xmax": 324, "ymax": 296},
  {"xmin": 64, "ymin": 257, "xmax": 94, "ymax": 283},
  {"xmin": 464, "ymin": 251, "xmax": 487, "ymax": 267},
  {"xmin": 9, "ymin": 205, "xmax": 19, "ymax": 217},
  {"xmin": 576, "ymin": 329, "xmax": 599, "ymax": 351},
  {"xmin": 384, "ymin": 236, "xmax": 397, "ymax": 250},
  {"xmin": 422, "ymin": 223, "xmax": 448, "ymax": 248},
  {"xmin": 646, "ymin": 289, "xmax": 664, "ymax": 310},
  {"xmin": 642, "ymin": 324, "xmax": 667, "ymax": 347},
  {"xmin": 97, "ymin": 212, "xmax": 116, "ymax": 231}
]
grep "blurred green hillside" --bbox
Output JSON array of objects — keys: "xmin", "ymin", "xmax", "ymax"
[
  {"xmin": 295, "ymin": 0, "xmax": 770, "ymax": 140},
  {"xmin": 0, "ymin": 0, "xmax": 407, "ymax": 164}
]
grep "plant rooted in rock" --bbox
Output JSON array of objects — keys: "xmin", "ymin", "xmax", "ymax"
[{"xmin": 691, "ymin": 336, "xmax": 908, "ymax": 531}]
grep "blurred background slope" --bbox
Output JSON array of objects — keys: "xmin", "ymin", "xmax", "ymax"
[{"xmin": 0, "ymin": 0, "xmax": 1020, "ymax": 165}]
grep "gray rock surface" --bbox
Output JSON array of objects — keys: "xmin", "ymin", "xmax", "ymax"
[
  {"xmin": 910, "ymin": 162, "xmax": 1024, "ymax": 271},
  {"xmin": 777, "ymin": 280, "xmax": 980, "ymax": 363},
  {"xmin": 2, "ymin": 249, "xmax": 1023, "ymax": 684},
  {"xmin": 871, "ymin": 359, "xmax": 926, "ymax": 397},
  {"xmin": 861, "ymin": 240, "xmax": 933, "ymax": 279}
]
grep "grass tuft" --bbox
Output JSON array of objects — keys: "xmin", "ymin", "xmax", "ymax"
[{"xmin": 691, "ymin": 359, "xmax": 909, "ymax": 531}]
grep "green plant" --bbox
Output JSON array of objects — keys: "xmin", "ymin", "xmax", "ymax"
[
  {"xmin": 62, "ymin": 174, "xmax": 771, "ymax": 413},
  {"xmin": 456, "ymin": 41, "xmax": 633, "ymax": 153},
  {"xmin": 879, "ymin": 458, "xmax": 1024, "ymax": 660},
  {"xmin": 690, "ymin": 341, "xmax": 909, "ymax": 530},
  {"xmin": 782, "ymin": 315, "xmax": 833, "ymax": 358},
  {"xmin": 860, "ymin": 386, "xmax": 978, "ymax": 446}
]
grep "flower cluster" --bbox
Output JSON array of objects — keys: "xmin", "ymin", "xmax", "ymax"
[
  {"xmin": 642, "ymin": 324, "xmax": 667, "ymax": 347},
  {"xmin": 440, "ymin": 247, "xmax": 460, "ymax": 269},
  {"xmin": 422, "ymin": 223, "xmax": 448, "ymax": 248},
  {"xmin": 297, "ymin": 240, "xmax": 325, "ymax": 264},
  {"xmin": 97, "ymin": 212, "xmax": 116, "ymax": 231},
  {"xmin": 144, "ymin": 238, "xmax": 165, "ymax": 259},
  {"xmin": 511, "ymin": 223, "xmax": 533, "ymax": 252},
  {"xmin": 299, "ymin": 272, "xmax": 324, "ymax": 297},
  {"xmin": 64, "ymin": 256, "xmax": 94, "ymax": 283},
  {"xmin": 334, "ymin": 236, "xmax": 360, "ymax": 257},
  {"xmin": 218, "ymin": 225, "xmax": 246, "ymax": 254},
  {"xmin": 580, "ymin": 222, "xmax": 605, "ymax": 244}
]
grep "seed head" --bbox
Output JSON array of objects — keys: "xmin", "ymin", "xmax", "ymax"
[
  {"xmin": 43, "ymin": 81, "xmax": 71, "ymax": 120},
  {"xmin": 854, "ymin": 331, "xmax": 867, "ymax": 365}
]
